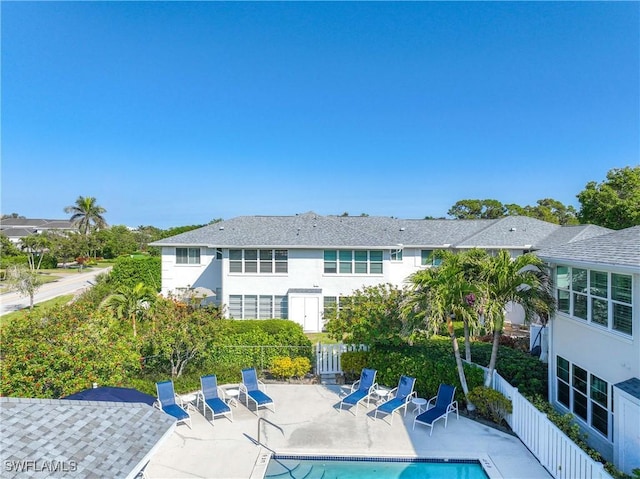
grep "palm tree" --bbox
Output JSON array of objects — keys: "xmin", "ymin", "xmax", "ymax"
[
  {"xmin": 479, "ymin": 251, "xmax": 555, "ymax": 387},
  {"xmin": 101, "ymin": 282, "xmax": 157, "ymax": 337},
  {"xmin": 64, "ymin": 196, "xmax": 107, "ymax": 235},
  {"xmin": 404, "ymin": 253, "xmax": 479, "ymax": 407}
]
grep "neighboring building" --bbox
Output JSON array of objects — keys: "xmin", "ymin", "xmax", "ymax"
[
  {"xmin": 150, "ymin": 211, "xmax": 610, "ymax": 333},
  {"xmin": 536, "ymin": 226, "xmax": 640, "ymax": 474},
  {"xmin": 0, "ymin": 218, "xmax": 76, "ymax": 244},
  {"xmin": 0, "ymin": 397, "xmax": 175, "ymax": 478}
]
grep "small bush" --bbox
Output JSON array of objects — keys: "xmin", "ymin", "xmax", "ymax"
[
  {"xmin": 292, "ymin": 357, "xmax": 311, "ymax": 377},
  {"xmin": 271, "ymin": 357, "xmax": 295, "ymax": 379},
  {"xmin": 340, "ymin": 351, "xmax": 370, "ymax": 382},
  {"xmin": 468, "ymin": 386, "xmax": 513, "ymax": 424}
]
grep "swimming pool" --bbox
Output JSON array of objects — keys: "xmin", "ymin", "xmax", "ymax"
[{"xmin": 264, "ymin": 455, "xmax": 491, "ymax": 479}]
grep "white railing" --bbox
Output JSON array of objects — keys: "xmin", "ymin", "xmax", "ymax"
[
  {"xmin": 315, "ymin": 343, "xmax": 367, "ymax": 375},
  {"xmin": 482, "ymin": 368, "xmax": 613, "ymax": 479}
]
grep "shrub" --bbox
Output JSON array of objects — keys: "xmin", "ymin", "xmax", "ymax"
[
  {"xmin": 109, "ymin": 256, "xmax": 161, "ymax": 291},
  {"xmin": 271, "ymin": 357, "xmax": 295, "ymax": 379},
  {"xmin": 468, "ymin": 386, "xmax": 513, "ymax": 424},
  {"xmin": 340, "ymin": 351, "xmax": 370, "ymax": 382},
  {"xmin": 270, "ymin": 356, "xmax": 311, "ymax": 380},
  {"xmin": 292, "ymin": 357, "xmax": 311, "ymax": 377},
  {"xmin": 367, "ymin": 339, "xmax": 485, "ymax": 407}
]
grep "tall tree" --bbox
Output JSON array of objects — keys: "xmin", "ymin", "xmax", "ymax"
[
  {"xmin": 64, "ymin": 196, "xmax": 107, "ymax": 235},
  {"xmin": 577, "ymin": 166, "xmax": 640, "ymax": 229},
  {"xmin": 404, "ymin": 253, "xmax": 480, "ymax": 408},
  {"xmin": 20, "ymin": 233, "xmax": 51, "ymax": 271},
  {"xmin": 478, "ymin": 251, "xmax": 555, "ymax": 387},
  {"xmin": 525, "ymin": 199, "xmax": 579, "ymax": 225},
  {"xmin": 447, "ymin": 199, "xmax": 506, "ymax": 219}
]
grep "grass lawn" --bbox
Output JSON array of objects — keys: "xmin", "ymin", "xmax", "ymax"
[
  {"xmin": 305, "ymin": 332, "xmax": 340, "ymax": 344},
  {"xmin": 0, "ymin": 295, "xmax": 74, "ymax": 327}
]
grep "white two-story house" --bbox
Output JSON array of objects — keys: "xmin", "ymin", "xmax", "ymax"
[
  {"xmin": 151, "ymin": 212, "xmax": 610, "ymax": 333},
  {"xmin": 536, "ymin": 226, "xmax": 640, "ymax": 475}
]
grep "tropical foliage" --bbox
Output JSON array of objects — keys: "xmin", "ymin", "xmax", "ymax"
[
  {"xmin": 577, "ymin": 165, "xmax": 640, "ymax": 229},
  {"xmin": 64, "ymin": 195, "xmax": 108, "ymax": 235},
  {"xmin": 101, "ymin": 282, "xmax": 158, "ymax": 337},
  {"xmin": 5, "ymin": 265, "xmax": 44, "ymax": 310}
]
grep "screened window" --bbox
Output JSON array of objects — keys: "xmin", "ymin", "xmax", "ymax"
[
  {"xmin": 324, "ymin": 250, "xmax": 383, "ymax": 275},
  {"xmin": 176, "ymin": 247, "xmax": 201, "ymax": 265},
  {"xmin": 556, "ymin": 356, "xmax": 611, "ymax": 439},
  {"xmin": 555, "ymin": 266, "xmax": 633, "ymax": 336},
  {"xmin": 390, "ymin": 249, "xmax": 403, "ymax": 261},
  {"xmin": 229, "ymin": 249, "xmax": 288, "ymax": 274},
  {"xmin": 421, "ymin": 250, "xmax": 442, "ymax": 266},
  {"xmin": 229, "ymin": 294, "xmax": 287, "ymax": 319},
  {"xmin": 323, "ymin": 296, "xmax": 338, "ymax": 319}
]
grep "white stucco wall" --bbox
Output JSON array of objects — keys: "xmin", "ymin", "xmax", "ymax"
[{"xmin": 548, "ymin": 266, "xmax": 640, "ymax": 464}]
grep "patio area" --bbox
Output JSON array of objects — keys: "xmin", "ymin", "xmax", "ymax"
[{"xmin": 146, "ymin": 383, "xmax": 552, "ymax": 478}]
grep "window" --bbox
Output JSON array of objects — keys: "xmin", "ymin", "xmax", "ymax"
[
  {"xmin": 229, "ymin": 295, "xmax": 242, "ymax": 318},
  {"xmin": 390, "ymin": 249, "xmax": 403, "ymax": 261},
  {"xmin": 323, "ymin": 296, "xmax": 338, "ymax": 319},
  {"xmin": 176, "ymin": 247, "xmax": 201, "ymax": 265},
  {"xmin": 274, "ymin": 295, "xmax": 288, "ymax": 319},
  {"xmin": 556, "ymin": 356, "xmax": 611, "ymax": 439},
  {"xmin": 215, "ymin": 248, "xmax": 223, "ymax": 260},
  {"xmin": 421, "ymin": 250, "xmax": 442, "ymax": 266},
  {"xmin": 228, "ymin": 294, "xmax": 287, "ymax": 319},
  {"xmin": 324, "ymin": 250, "xmax": 383, "ymax": 275},
  {"xmin": 229, "ymin": 249, "xmax": 288, "ymax": 274},
  {"xmin": 556, "ymin": 266, "xmax": 633, "ymax": 336}
]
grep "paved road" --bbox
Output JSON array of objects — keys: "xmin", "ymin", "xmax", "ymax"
[{"xmin": 0, "ymin": 268, "xmax": 111, "ymax": 315}]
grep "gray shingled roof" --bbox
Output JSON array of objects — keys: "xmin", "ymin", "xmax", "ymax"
[
  {"xmin": 150, "ymin": 212, "xmax": 595, "ymax": 250},
  {"xmin": 0, "ymin": 397, "xmax": 175, "ymax": 479},
  {"xmin": 535, "ymin": 224, "xmax": 613, "ymax": 249},
  {"xmin": 0, "ymin": 218, "xmax": 74, "ymax": 229},
  {"xmin": 615, "ymin": 377, "xmax": 640, "ymax": 400},
  {"xmin": 536, "ymin": 226, "xmax": 640, "ymax": 270}
]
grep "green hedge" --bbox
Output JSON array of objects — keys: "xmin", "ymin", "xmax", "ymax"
[
  {"xmin": 469, "ymin": 341, "xmax": 548, "ymax": 398},
  {"xmin": 366, "ymin": 338, "xmax": 485, "ymax": 406},
  {"xmin": 109, "ymin": 256, "xmax": 161, "ymax": 291}
]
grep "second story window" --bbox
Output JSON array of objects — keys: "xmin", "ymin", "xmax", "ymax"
[
  {"xmin": 556, "ymin": 265, "xmax": 633, "ymax": 336},
  {"xmin": 176, "ymin": 247, "xmax": 200, "ymax": 265},
  {"xmin": 229, "ymin": 249, "xmax": 288, "ymax": 274},
  {"xmin": 390, "ymin": 249, "xmax": 403, "ymax": 262},
  {"xmin": 324, "ymin": 250, "xmax": 383, "ymax": 275}
]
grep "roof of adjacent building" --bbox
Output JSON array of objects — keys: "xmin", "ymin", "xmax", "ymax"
[
  {"xmin": 0, "ymin": 397, "xmax": 175, "ymax": 479},
  {"xmin": 150, "ymin": 211, "xmax": 612, "ymax": 250},
  {"xmin": 0, "ymin": 218, "xmax": 75, "ymax": 230},
  {"xmin": 536, "ymin": 226, "xmax": 640, "ymax": 270}
]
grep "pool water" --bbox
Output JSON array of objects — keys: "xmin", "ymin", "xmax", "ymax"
[{"xmin": 264, "ymin": 456, "xmax": 490, "ymax": 479}]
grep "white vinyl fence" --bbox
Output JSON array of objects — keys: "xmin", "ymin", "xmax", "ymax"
[
  {"xmin": 316, "ymin": 345, "xmax": 613, "ymax": 479},
  {"xmin": 484, "ymin": 368, "xmax": 613, "ymax": 479},
  {"xmin": 315, "ymin": 343, "xmax": 367, "ymax": 375}
]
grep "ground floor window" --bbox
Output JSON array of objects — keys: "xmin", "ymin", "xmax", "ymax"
[
  {"xmin": 556, "ymin": 355, "xmax": 611, "ymax": 439},
  {"xmin": 227, "ymin": 294, "xmax": 288, "ymax": 319}
]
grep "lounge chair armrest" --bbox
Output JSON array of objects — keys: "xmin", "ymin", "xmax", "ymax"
[
  {"xmin": 426, "ymin": 395, "xmax": 437, "ymax": 408},
  {"xmin": 258, "ymin": 379, "xmax": 267, "ymax": 392},
  {"xmin": 368, "ymin": 382, "xmax": 379, "ymax": 394},
  {"xmin": 388, "ymin": 387, "xmax": 399, "ymax": 399},
  {"xmin": 350, "ymin": 380, "xmax": 361, "ymax": 393},
  {"xmin": 448, "ymin": 400, "xmax": 458, "ymax": 413},
  {"xmin": 407, "ymin": 391, "xmax": 417, "ymax": 401},
  {"xmin": 239, "ymin": 383, "xmax": 248, "ymax": 394}
]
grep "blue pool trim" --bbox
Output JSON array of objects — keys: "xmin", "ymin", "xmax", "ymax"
[{"xmin": 272, "ymin": 455, "xmax": 481, "ymax": 465}]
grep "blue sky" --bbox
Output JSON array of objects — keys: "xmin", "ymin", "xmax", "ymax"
[{"xmin": 2, "ymin": 1, "xmax": 638, "ymax": 229}]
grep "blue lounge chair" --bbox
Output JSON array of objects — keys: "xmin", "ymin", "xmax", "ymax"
[
  {"xmin": 240, "ymin": 368, "xmax": 275, "ymax": 413},
  {"xmin": 198, "ymin": 374, "xmax": 233, "ymax": 424},
  {"xmin": 373, "ymin": 375, "xmax": 416, "ymax": 424},
  {"xmin": 339, "ymin": 368, "xmax": 378, "ymax": 415},
  {"xmin": 155, "ymin": 380, "xmax": 191, "ymax": 428},
  {"xmin": 413, "ymin": 384, "xmax": 459, "ymax": 435}
]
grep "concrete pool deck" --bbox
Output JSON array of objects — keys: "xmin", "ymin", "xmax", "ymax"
[{"xmin": 146, "ymin": 384, "xmax": 552, "ymax": 479}]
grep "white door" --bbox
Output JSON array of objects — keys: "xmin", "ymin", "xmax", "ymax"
[{"xmin": 290, "ymin": 296, "xmax": 320, "ymax": 332}]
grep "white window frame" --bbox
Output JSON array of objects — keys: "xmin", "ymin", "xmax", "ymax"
[
  {"xmin": 229, "ymin": 249, "xmax": 288, "ymax": 274},
  {"xmin": 324, "ymin": 249, "xmax": 383, "ymax": 275},
  {"xmin": 556, "ymin": 266, "xmax": 633, "ymax": 337},
  {"xmin": 176, "ymin": 247, "xmax": 201, "ymax": 265},
  {"xmin": 555, "ymin": 355, "xmax": 612, "ymax": 440}
]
